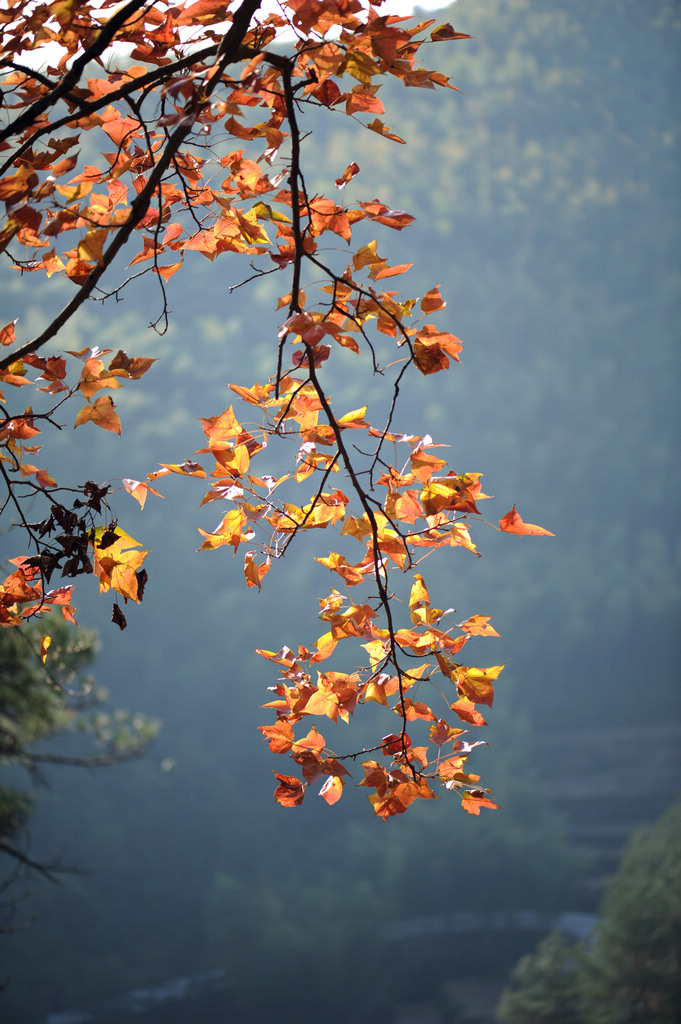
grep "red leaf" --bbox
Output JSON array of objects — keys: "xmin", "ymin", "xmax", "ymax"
[{"xmin": 273, "ymin": 773, "xmax": 305, "ymax": 807}]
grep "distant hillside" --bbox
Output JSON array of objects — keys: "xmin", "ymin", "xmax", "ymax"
[{"xmin": 1, "ymin": 5, "xmax": 679, "ymax": 1023}]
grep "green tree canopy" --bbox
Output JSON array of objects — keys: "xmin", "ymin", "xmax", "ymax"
[{"xmin": 497, "ymin": 795, "xmax": 681, "ymax": 1024}]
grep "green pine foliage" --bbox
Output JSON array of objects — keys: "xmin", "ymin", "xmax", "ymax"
[
  {"xmin": 497, "ymin": 796, "xmax": 681, "ymax": 1024},
  {"xmin": 495, "ymin": 931, "xmax": 583, "ymax": 1024},
  {"xmin": 579, "ymin": 797, "xmax": 681, "ymax": 1023}
]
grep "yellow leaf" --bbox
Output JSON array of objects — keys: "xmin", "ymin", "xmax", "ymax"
[
  {"xmin": 77, "ymin": 228, "xmax": 108, "ymax": 263},
  {"xmin": 409, "ymin": 573, "xmax": 430, "ymax": 624},
  {"xmin": 91, "ymin": 526, "xmax": 148, "ymax": 601},
  {"xmin": 197, "ymin": 508, "xmax": 248, "ymax": 551},
  {"xmin": 338, "ymin": 405, "xmax": 370, "ymax": 429}
]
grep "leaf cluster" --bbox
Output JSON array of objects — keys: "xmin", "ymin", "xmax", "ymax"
[{"xmin": 0, "ymin": 0, "xmax": 551, "ymax": 817}]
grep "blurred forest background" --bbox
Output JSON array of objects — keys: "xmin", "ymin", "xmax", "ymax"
[{"xmin": 1, "ymin": 0, "xmax": 679, "ymax": 1021}]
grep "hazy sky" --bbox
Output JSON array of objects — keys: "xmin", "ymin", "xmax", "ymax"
[{"xmin": 381, "ymin": 0, "xmax": 453, "ymax": 12}]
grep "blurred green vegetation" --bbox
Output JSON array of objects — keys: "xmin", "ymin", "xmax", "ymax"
[
  {"xmin": 0, "ymin": 618, "xmax": 158, "ymax": 902},
  {"xmin": 496, "ymin": 795, "xmax": 681, "ymax": 1023}
]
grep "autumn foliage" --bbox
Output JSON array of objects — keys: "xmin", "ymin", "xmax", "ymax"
[{"xmin": 0, "ymin": 0, "xmax": 553, "ymax": 818}]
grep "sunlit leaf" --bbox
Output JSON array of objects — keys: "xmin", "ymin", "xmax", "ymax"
[
  {"xmin": 499, "ymin": 505, "xmax": 555, "ymax": 536},
  {"xmin": 74, "ymin": 396, "xmax": 121, "ymax": 434}
]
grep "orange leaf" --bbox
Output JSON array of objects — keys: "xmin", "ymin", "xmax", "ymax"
[
  {"xmin": 307, "ymin": 198, "xmax": 351, "ymax": 241},
  {"xmin": 258, "ymin": 720, "xmax": 294, "ymax": 754},
  {"xmin": 368, "ymin": 791, "xmax": 407, "ymax": 819},
  {"xmin": 365, "ymin": 119, "xmax": 406, "ymax": 144},
  {"xmin": 273, "ymin": 773, "xmax": 305, "ymax": 807},
  {"xmin": 335, "ymin": 162, "xmax": 360, "ymax": 189},
  {"xmin": 0, "ymin": 319, "xmax": 17, "ymax": 346},
  {"xmin": 461, "ymin": 792, "xmax": 499, "ymax": 815},
  {"xmin": 359, "ymin": 200, "xmax": 413, "ymax": 228},
  {"xmin": 458, "ymin": 615, "xmax": 500, "ymax": 638},
  {"xmin": 198, "ymin": 509, "xmax": 248, "ymax": 551},
  {"xmin": 122, "ymin": 479, "xmax": 164, "ymax": 508},
  {"xmin": 244, "ymin": 551, "xmax": 271, "ymax": 590},
  {"xmin": 108, "ymin": 351, "xmax": 156, "ymax": 379},
  {"xmin": 429, "ymin": 719, "xmax": 463, "ymax": 745},
  {"xmin": 420, "ymin": 474, "xmax": 485, "ymax": 516},
  {"xmin": 200, "ymin": 405, "xmax": 242, "ymax": 447},
  {"xmin": 148, "ymin": 461, "xmax": 206, "ymax": 480},
  {"xmin": 420, "ymin": 286, "xmax": 446, "ymax": 313},
  {"xmin": 373, "ymin": 262, "xmax": 413, "ymax": 281},
  {"xmin": 454, "ymin": 664, "xmax": 504, "ymax": 707},
  {"xmin": 319, "ymin": 775, "xmax": 344, "ymax": 805},
  {"xmin": 229, "ymin": 381, "xmax": 274, "ymax": 406},
  {"xmin": 74, "ymin": 396, "xmax": 121, "ymax": 434},
  {"xmin": 499, "ymin": 505, "xmax": 555, "ymax": 536},
  {"xmin": 451, "ymin": 696, "xmax": 488, "ymax": 727},
  {"xmin": 363, "ymin": 677, "xmax": 388, "ymax": 705},
  {"xmin": 401, "ymin": 698, "xmax": 436, "ymax": 722},
  {"xmin": 414, "ymin": 325, "xmax": 463, "ymax": 374},
  {"xmin": 155, "ymin": 263, "xmax": 182, "ymax": 281}
]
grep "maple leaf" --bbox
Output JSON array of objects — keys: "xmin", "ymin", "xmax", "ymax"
[
  {"xmin": 259, "ymin": 720, "xmax": 294, "ymax": 754},
  {"xmin": 420, "ymin": 286, "xmax": 446, "ymax": 313},
  {"xmin": 197, "ymin": 509, "xmax": 249, "ymax": 551},
  {"xmin": 91, "ymin": 526, "xmax": 148, "ymax": 602},
  {"xmin": 338, "ymin": 406, "xmax": 370, "ymax": 429},
  {"xmin": 365, "ymin": 119, "xmax": 406, "ymax": 144},
  {"xmin": 400, "ymin": 698, "xmax": 436, "ymax": 722},
  {"xmin": 363, "ymin": 676, "xmax": 388, "ymax": 705},
  {"xmin": 122, "ymin": 479, "xmax": 164, "ymax": 509},
  {"xmin": 74, "ymin": 395, "xmax": 121, "ymax": 434},
  {"xmin": 458, "ymin": 615, "xmax": 500, "ymax": 638},
  {"xmin": 273, "ymin": 772, "xmax": 305, "ymax": 808},
  {"xmin": 461, "ymin": 792, "xmax": 500, "ymax": 815},
  {"xmin": 319, "ymin": 775, "xmax": 344, "ymax": 805},
  {"xmin": 111, "ymin": 602, "xmax": 127, "ymax": 630},
  {"xmin": 429, "ymin": 719, "xmax": 464, "ymax": 746},
  {"xmin": 420, "ymin": 473, "xmax": 488, "ymax": 516},
  {"xmin": 499, "ymin": 505, "xmax": 555, "ymax": 536},
  {"xmin": 369, "ymin": 791, "xmax": 408, "ymax": 819},
  {"xmin": 431, "ymin": 24, "xmax": 472, "ymax": 42},
  {"xmin": 0, "ymin": 0, "xmax": 544, "ymax": 821},
  {"xmin": 335, "ymin": 162, "xmax": 360, "ymax": 189},
  {"xmin": 359, "ymin": 201, "xmax": 414, "ymax": 229},
  {"xmin": 413, "ymin": 325, "xmax": 463, "ymax": 374},
  {"xmin": 0, "ymin": 320, "xmax": 18, "ymax": 347},
  {"xmin": 450, "ymin": 697, "xmax": 488, "ymax": 727},
  {"xmin": 409, "ymin": 573, "xmax": 430, "ymax": 624},
  {"xmin": 244, "ymin": 551, "xmax": 271, "ymax": 590}
]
